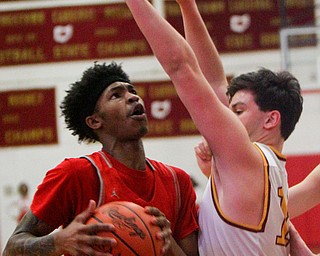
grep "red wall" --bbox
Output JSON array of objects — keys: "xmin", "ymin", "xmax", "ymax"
[{"xmin": 286, "ymin": 154, "xmax": 320, "ymax": 248}]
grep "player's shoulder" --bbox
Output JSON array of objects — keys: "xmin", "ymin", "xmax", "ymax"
[
  {"xmin": 51, "ymin": 154, "xmax": 96, "ymax": 176},
  {"xmin": 147, "ymin": 159, "xmax": 191, "ymax": 180}
]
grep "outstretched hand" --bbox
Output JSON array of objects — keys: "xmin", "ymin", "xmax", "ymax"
[{"xmin": 54, "ymin": 200, "xmax": 117, "ymax": 256}]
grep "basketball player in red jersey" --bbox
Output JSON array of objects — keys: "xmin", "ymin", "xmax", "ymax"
[{"xmin": 3, "ymin": 62, "xmax": 199, "ymax": 256}]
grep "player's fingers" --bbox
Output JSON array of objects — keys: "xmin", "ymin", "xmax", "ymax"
[
  {"xmin": 152, "ymin": 215, "xmax": 171, "ymax": 231},
  {"xmin": 75, "ymin": 200, "xmax": 97, "ymax": 223},
  {"xmin": 199, "ymin": 140, "xmax": 212, "ymax": 156},
  {"xmin": 194, "ymin": 145, "xmax": 206, "ymax": 159},
  {"xmin": 73, "ymin": 233, "xmax": 116, "ymax": 255},
  {"xmin": 158, "ymin": 231, "xmax": 172, "ymax": 255},
  {"xmin": 85, "ymin": 234, "xmax": 117, "ymax": 250},
  {"xmin": 145, "ymin": 207, "xmax": 171, "ymax": 231},
  {"xmin": 144, "ymin": 206, "xmax": 165, "ymax": 217},
  {"xmin": 85, "ymin": 223, "xmax": 116, "ymax": 234}
]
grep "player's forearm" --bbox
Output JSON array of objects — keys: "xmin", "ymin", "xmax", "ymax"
[
  {"xmin": 3, "ymin": 233, "xmax": 58, "ymax": 256},
  {"xmin": 125, "ymin": 0, "xmax": 196, "ymax": 77},
  {"xmin": 288, "ymin": 164, "xmax": 320, "ymax": 218},
  {"xmin": 178, "ymin": 0, "xmax": 229, "ymax": 106}
]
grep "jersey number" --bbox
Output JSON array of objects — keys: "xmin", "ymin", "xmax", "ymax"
[{"xmin": 276, "ymin": 187, "xmax": 289, "ymax": 246}]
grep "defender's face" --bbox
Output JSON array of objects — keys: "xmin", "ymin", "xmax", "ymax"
[
  {"xmin": 94, "ymin": 81, "xmax": 148, "ymax": 140},
  {"xmin": 229, "ymin": 90, "xmax": 267, "ymax": 142}
]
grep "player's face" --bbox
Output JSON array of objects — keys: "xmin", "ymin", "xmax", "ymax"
[
  {"xmin": 229, "ymin": 90, "xmax": 268, "ymax": 142},
  {"xmin": 94, "ymin": 81, "xmax": 148, "ymax": 140}
]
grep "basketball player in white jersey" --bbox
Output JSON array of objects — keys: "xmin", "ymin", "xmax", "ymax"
[
  {"xmin": 124, "ymin": 0, "xmax": 315, "ymax": 254},
  {"xmin": 176, "ymin": 0, "xmax": 319, "ymax": 252},
  {"xmin": 195, "ymin": 138, "xmax": 319, "ymax": 254},
  {"xmin": 195, "ymin": 140, "xmax": 320, "ymax": 219}
]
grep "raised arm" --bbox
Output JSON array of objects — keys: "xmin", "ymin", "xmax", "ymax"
[
  {"xmin": 125, "ymin": 0, "xmax": 259, "ymax": 176},
  {"xmin": 177, "ymin": 0, "xmax": 229, "ymax": 106},
  {"xmin": 288, "ymin": 164, "xmax": 320, "ymax": 218}
]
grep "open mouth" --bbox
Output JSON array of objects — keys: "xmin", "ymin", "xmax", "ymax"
[{"xmin": 130, "ymin": 104, "xmax": 145, "ymax": 117}]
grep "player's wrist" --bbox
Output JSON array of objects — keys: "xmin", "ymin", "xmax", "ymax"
[{"xmin": 52, "ymin": 231, "xmax": 67, "ymax": 255}]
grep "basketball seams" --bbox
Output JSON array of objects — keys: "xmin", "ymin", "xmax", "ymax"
[
  {"xmin": 90, "ymin": 213, "xmax": 142, "ymax": 256},
  {"xmin": 110, "ymin": 202, "xmax": 158, "ymax": 256},
  {"xmin": 91, "ymin": 215, "xmax": 103, "ymax": 223},
  {"xmin": 110, "ymin": 231, "xmax": 140, "ymax": 256},
  {"xmin": 90, "ymin": 202, "xmax": 160, "ymax": 256}
]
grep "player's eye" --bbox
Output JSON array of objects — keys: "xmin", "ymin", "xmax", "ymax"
[
  {"xmin": 234, "ymin": 109, "xmax": 243, "ymax": 115},
  {"xmin": 111, "ymin": 93, "xmax": 121, "ymax": 99},
  {"xmin": 129, "ymin": 88, "xmax": 138, "ymax": 95}
]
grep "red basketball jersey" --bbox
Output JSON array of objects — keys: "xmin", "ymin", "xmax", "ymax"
[{"xmin": 31, "ymin": 150, "xmax": 198, "ymax": 243}]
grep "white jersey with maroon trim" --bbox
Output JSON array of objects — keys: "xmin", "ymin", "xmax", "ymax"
[{"xmin": 198, "ymin": 142, "xmax": 290, "ymax": 256}]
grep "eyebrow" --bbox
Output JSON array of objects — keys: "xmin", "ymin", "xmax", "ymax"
[
  {"xmin": 109, "ymin": 83, "xmax": 134, "ymax": 92},
  {"xmin": 230, "ymin": 102, "xmax": 246, "ymax": 109}
]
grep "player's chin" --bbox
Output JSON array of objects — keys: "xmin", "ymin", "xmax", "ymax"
[{"xmin": 139, "ymin": 126, "xmax": 148, "ymax": 137}]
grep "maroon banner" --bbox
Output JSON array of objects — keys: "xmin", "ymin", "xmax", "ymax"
[
  {"xmin": 0, "ymin": 88, "xmax": 58, "ymax": 146},
  {"xmin": 0, "ymin": 1, "xmax": 315, "ymax": 67},
  {"xmin": 135, "ymin": 81, "xmax": 199, "ymax": 137},
  {"xmin": 166, "ymin": 0, "xmax": 315, "ymax": 52},
  {"xmin": 0, "ymin": 3, "xmax": 152, "ymax": 66}
]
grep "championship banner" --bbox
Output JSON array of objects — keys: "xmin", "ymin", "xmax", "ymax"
[
  {"xmin": 134, "ymin": 81, "xmax": 199, "ymax": 137},
  {"xmin": 166, "ymin": 0, "xmax": 315, "ymax": 52},
  {"xmin": 0, "ymin": 88, "xmax": 58, "ymax": 147},
  {"xmin": 0, "ymin": 1, "xmax": 315, "ymax": 67},
  {"xmin": 0, "ymin": 3, "xmax": 152, "ymax": 66}
]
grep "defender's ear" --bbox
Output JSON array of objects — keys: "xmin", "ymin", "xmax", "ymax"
[
  {"xmin": 264, "ymin": 110, "xmax": 281, "ymax": 129},
  {"xmin": 85, "ymin": 114, "xmax": 102, "ymax": 130}
]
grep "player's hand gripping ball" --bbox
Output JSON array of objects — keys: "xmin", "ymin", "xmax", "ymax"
[{"xmin": 86, "ymin": 201, "xmax": 163, "ymax": 256}]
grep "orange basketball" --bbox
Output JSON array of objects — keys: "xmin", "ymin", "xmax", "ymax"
[{"xmin": 86, "ymin": 201, "xmax": 163, "ymax": 256}]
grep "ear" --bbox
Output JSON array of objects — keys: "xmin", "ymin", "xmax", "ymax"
[
  {"xmin": 85, "ymin": 114, "xmax": 102, "ymax": 130},
  {"xmin": 264, "ymin": 110, "xmax": 281, "ymax": 129}
]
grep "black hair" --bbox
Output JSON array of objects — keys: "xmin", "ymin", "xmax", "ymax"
[
  {"xmin": 227, "ymin": 68, "xmax": 303, "ymax": 140},
  {"xmin": 60, "ymin": 62, "xmax": 130, "ymax": 143}
]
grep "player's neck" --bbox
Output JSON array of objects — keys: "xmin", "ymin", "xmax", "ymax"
[{"xmin": 102, "ymin": 140, "xmax": 146, "ymax": 170}]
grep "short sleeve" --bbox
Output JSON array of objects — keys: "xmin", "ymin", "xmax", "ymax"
[{"xmin": 30, "ymin": 158, "xmax": 99, "ymax": 228}]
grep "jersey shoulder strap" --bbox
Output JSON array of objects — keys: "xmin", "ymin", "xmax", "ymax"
[
  {"xmin": 81, "ymin": 151, "xmax": 111, "ymax": 207},
  {"xmin": 146, "ymin": 159, "xmax": 181, "ymax": 219},
  {"xmin": 164, "ymin": 164, "xmax": 181, "ymax": 217}
]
